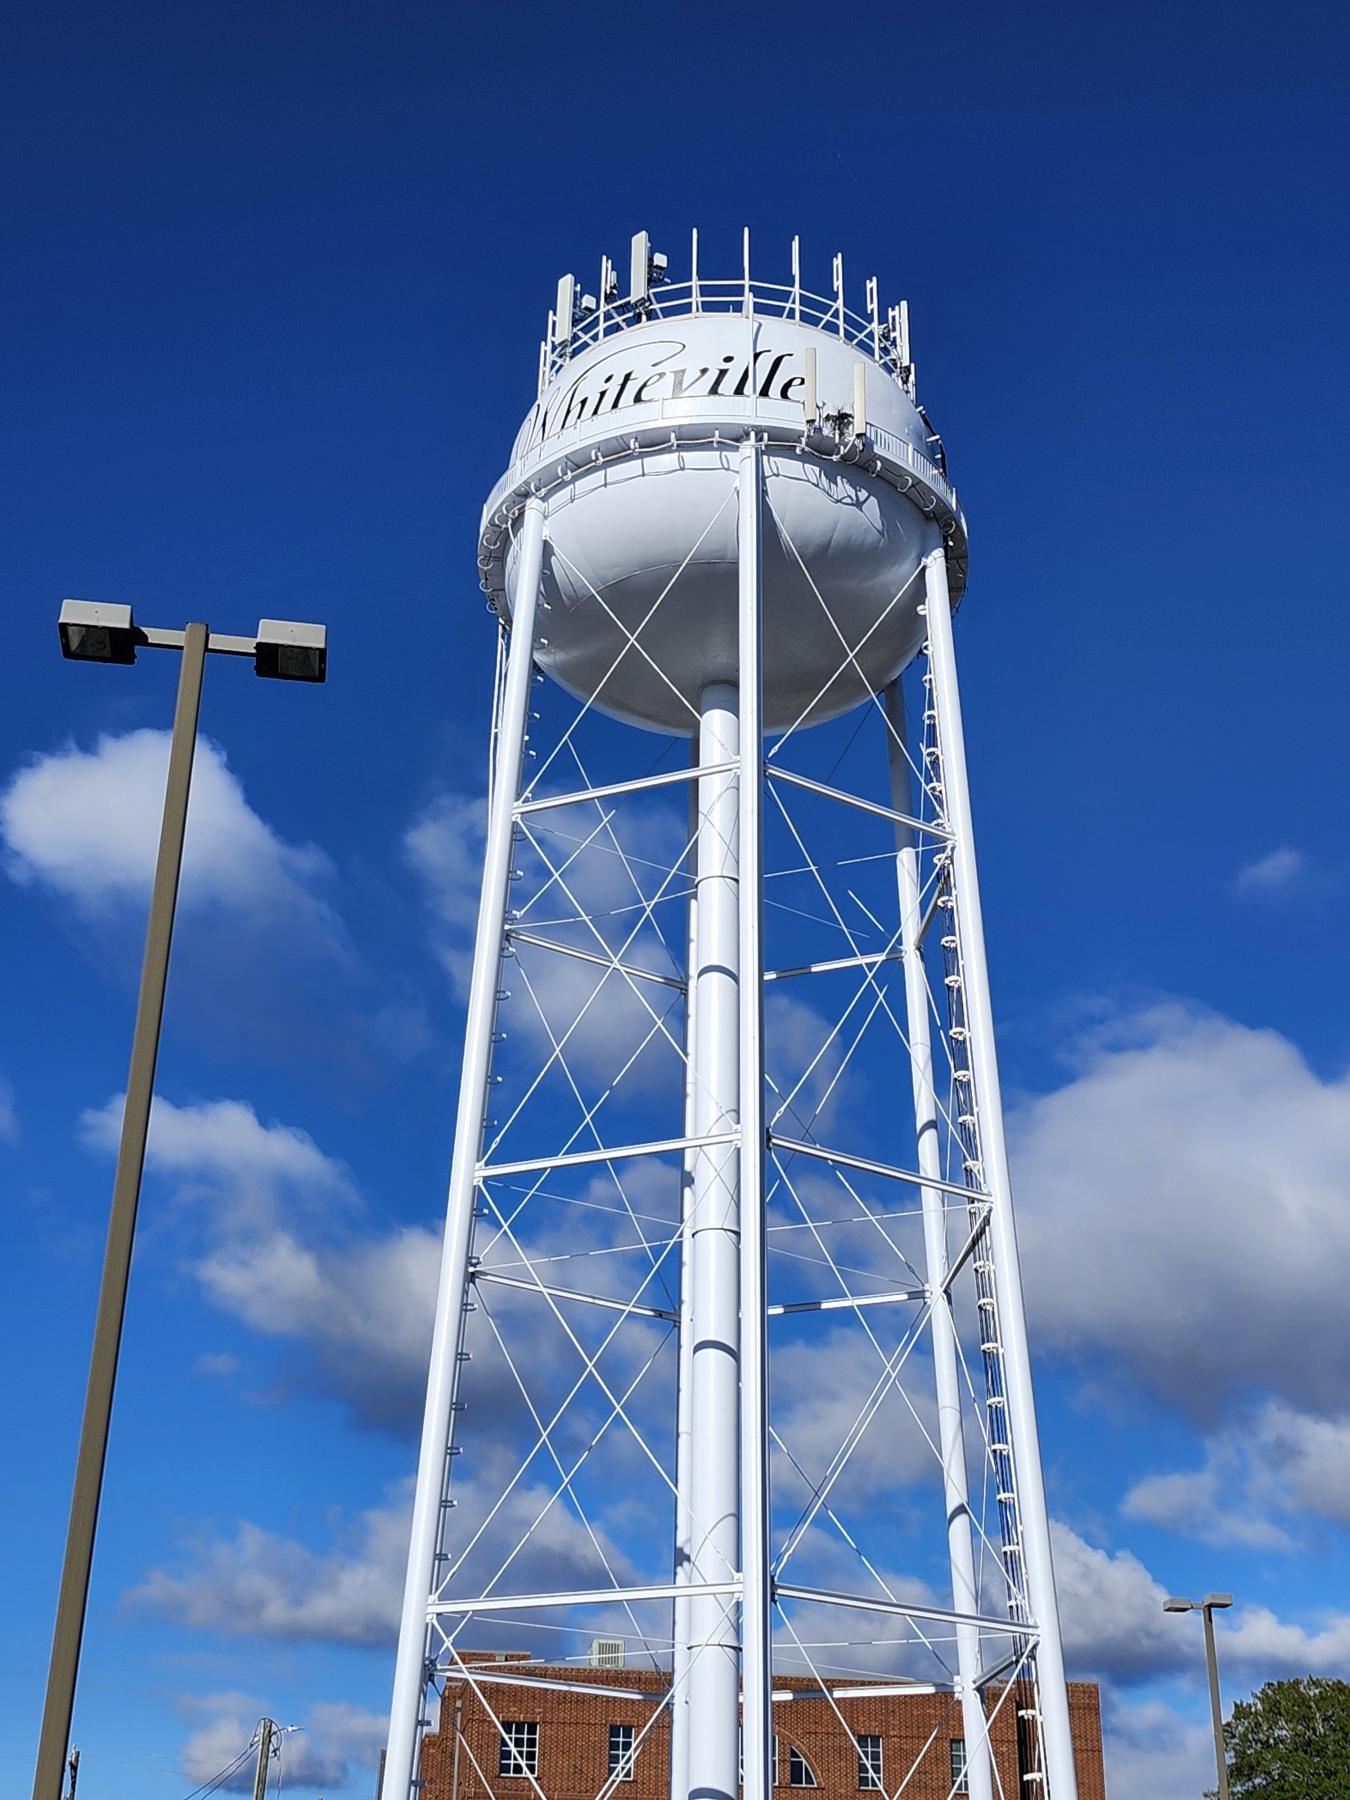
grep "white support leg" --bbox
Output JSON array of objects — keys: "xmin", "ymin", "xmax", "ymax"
[
  {"xmin": 670, "ymin": 746, "xmax": 700, "ymax": 1800},
  {"xmin": 684, "ymin": 678, "xmax": 742, "ymax": 1800},
  {"xmin": 384, "ymin": 499, "xmax": 546, "ymax": 1800},
  {"xmin": 921, "ymin": 550, "xmax": 1079, "ymax": 1800},
  {"xmin": 737, "ymin": 437, "xmax": 773, "ymax": 1800},
  {"xmin": 886, "ymin": 681, "xmax": 993, "ymax": 1800}
]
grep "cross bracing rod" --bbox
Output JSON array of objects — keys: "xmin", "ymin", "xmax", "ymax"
[
  {"xmin": 506, "ymin": 927, "xmax": 687, "ymax": 991},
  {"xmin": 775, "ymin": 1583, "xmax": 1038, "ymax": 1639},
  {"xmin": 766, "ymin": 764, "xmax": 951, "ymax": 839},
  {"xmin": 429, "ymin": 1578, "xmax": 740, "ymax": 1616},
  {"xmin": 469, "ymin": 1267, "xmax": 680, "ymax": 1323},
  {"xmin": 514, "ymin": 760, "xmax": 735, "ymax": 815},
  {"xmin": 941, "ymin": 1206, "xmax": 993, "ymax": 1295},
  {"xmin": 769, "ymin": 1133, "xmax": 989, "ymax": 1203},
  {"xmin": 478, "ymin": 1131, "xmax": 737, "ymax": 1181}
]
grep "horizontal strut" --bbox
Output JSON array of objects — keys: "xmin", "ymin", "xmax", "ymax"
[
  {"xmin": 508, "ymin": 927, "xmax": 687, "ymax": 991},
  {"xmin": 770, "ymin": 1134, "xmax": 989, "ymax": 1203},
  {"xmin": 471, "ymin": 1266, "xmax": 679, "ymax": 1323},
  {"xmin": 517, "ymin": 761, "xmax": 736, "ymax": 815},
  {"xmin": 429, "ymin": 1578, "xmax": 740, "ymax": 1617},
  {"xmin": 775, "ymin": 1582, "xmax": 1039, "ymax": 1638},
  {"xmin": 767, "ymin": 765, "xmax": 951, "ymax": 838},
  {"xmin": 479, "ymin": 1131, "xmax": 737, "ymax": 1182}
]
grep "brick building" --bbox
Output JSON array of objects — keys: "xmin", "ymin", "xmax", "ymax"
[{"xmin": 420, "ymin": 1656, "xmax": 1106, "ymax": 1800}]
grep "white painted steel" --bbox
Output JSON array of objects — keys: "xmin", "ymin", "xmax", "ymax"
[
  {"xmin": 384, "ymin": 499, "xmax": 545, "ymax": 1800},
  {"xmin": 921, "ymin": 550, "xmax": 1079, "ymax": 1800},
  {"xmin": 886, "ymin": 680, "xmax": 993, "ymax": 1800},
  {"xmin": 669, "ymin": 746, "xmax": 699, "ymax": 1800},
  {"xmin": 685, "ymin": 679, "xmax": 742, "ymax": 1800},
  {"xmin": 737, "ymin": 438, "xmax": 773, "ymax": 1800},
  {"xmin": 492, "ymin": 316, "xmax": 940, "ymax": 733}
]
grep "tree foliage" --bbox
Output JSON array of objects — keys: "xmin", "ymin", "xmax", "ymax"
[{"xmin": 1223, "ymin": 1677, "xmax": 1350, "ymax": 1798}]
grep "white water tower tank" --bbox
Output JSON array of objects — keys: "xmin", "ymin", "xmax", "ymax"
[{"xmin": 478, "ymin": 236, "xmax": 966, "ymax": 734}]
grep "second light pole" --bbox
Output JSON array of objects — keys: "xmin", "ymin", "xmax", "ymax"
[{"xmin": 1163, "ymin": 1592, "xmax": 1233, "ymax": 1800}]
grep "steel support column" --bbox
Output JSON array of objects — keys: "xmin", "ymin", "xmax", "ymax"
[
  {"xmin": 921, "ymin": 549, "xmax": 1079, "ymax": 1800},
  {"xmin": 669, "ymin": 742, "xmax": 700, "ymax": 1800},
  {"xmin": 886, "ymin": 680, "xmax": 993, "ymax": 1800},
  {"xmin": 737, "ymin": 437, "xmax": 772, "ymax": 1800},
  {"xmin": 384, "ymin": 499, "xmax": 546, "ymax": 1800},
  {"xmin": 683, "ymin": 676, "xmax": 742, "ymax": 1800}
]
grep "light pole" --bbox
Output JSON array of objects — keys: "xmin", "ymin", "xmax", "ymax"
[
  {"xmin": 32, "ymin": 601, "xmax": 328, "ymax": 1800},
  {"xmin": 1163, "ymin": 1593, "xmax": 1233, "ymax": 1800}
]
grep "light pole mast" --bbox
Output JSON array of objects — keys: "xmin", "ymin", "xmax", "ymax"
[{"xmin": 33, "ymin": 605, "xmax": 326, "ymax": 1800}]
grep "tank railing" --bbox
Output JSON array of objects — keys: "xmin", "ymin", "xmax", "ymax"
[{"xmin": 543, "ymin": 276, "xmax": 909, "ymax": 385}]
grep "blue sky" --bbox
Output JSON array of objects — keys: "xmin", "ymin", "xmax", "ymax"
[{"xmin": 3, "ymin": 1, "xmax": 1350, "ymax": 1796}]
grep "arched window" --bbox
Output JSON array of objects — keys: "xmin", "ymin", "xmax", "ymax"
[{"xmin": 788, "ymin": 1745, "xmax": 818, "ymax": 1788}]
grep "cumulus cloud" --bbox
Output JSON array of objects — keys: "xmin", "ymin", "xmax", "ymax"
[
  {"xmin": 1, "ymin": 729, "xmax": 337, "ymax": 930},
  {"xmin": 81, "ymin": 1092, "xmax": 356, "ymax": 1217},
  {"xmin": 1050, "ymin": 1516, "xmax": 1350, "ymax": 1687},
  {"xmin": 178, "ymin": 1691, "xmax": 385, "ymax": 1792},
  {"xmin": 1234, "ymin": 846, "xmax": 1307, "ymax": 896},
  {"xmin": 1011, "ymin": 1003, "xmax": 1350, "ymax": 1413},
  {"xmin": 133, "ymin": 1490, "xmax": 414, "ymax": 1647},
  {"xmin": 81, "ymin": 1088, "xmax": 435, "ymax": 1428},
  {"xmin": 1122, "ymin": 1402, "xmax": 1350, "ymax": 1547},
  {"xmin": 1100, "ymin": 1697, "xmax": 1216, "ymax": 1800},
  {"xmin": 132, "ymin": 1472, "xmax": 636, "ymax": 1650}
]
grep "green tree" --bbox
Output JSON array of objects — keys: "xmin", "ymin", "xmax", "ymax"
[{"xmin": 1221, "ymin": 1677, "xmax": 1350, "ymax": 1798}]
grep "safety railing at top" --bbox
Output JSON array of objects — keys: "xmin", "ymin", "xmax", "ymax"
[{"xmin": 544, "ymin": 277, "xmax": 910, "ymax": 387}]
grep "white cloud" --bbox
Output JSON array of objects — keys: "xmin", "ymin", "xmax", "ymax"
[
  {"xmin": 1011, "ymin": 1003, "xmax": 1350, "ymax": 1413},
  {"xmin": 1234, "ymin": 846, "xmax": 1307, "ymax": 896},
  {"xmin": 81, "ymin": 1092, "xmax": 356, "ymax": 1217},
  {"xmin": 1051, "ymin": 1521, "xmax": 1181, "ymax": 1681},
  {"xmin": 1050, "ymin": 1516, "xmax": 1350, "ymax": 1689},
  {"xmin": 177, "ymin": 1692, "xmax": 385, "ymax": 1792},
  {"xmin": 81, "ymin": 1088, "xmax": 435, "ymax": 1427},
  {"xmin": 195, "ymin": 1220, "xmax": 442, "ymax": 1429},
  {"xmin": 132, "ymin": 1472, "xmax": 636, "ymax": 1650},
  {"xmin": 133, "ymin": 1491, "xmax": 414, "ymax": 1646},
  {"xmin": 1101, "ymin": 1696, "xmax": 1216, "ymax": 1800},
  {"xmin": 1122, "ymin": 1402, "xmax": 1350, "ymax": 1546},
  {"xmin": 1, "ymin": 728, "xmax": 337, "ymax": 934}
]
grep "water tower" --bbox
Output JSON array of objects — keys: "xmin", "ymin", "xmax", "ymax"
[{"xmin": 385, "ymin": 232, "xmax": 1079, "ymax": 1800}]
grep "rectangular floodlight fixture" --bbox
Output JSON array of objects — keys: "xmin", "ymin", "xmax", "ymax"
[
  {"xmin": 1162, "ymin": 1597, "xmax": 1194, "ymax": 1613},
  {"xmin": 254, "ymin": 619, "xmax": 327, "ymax": 683},
  {"xmin": 58, "ymin": 599, "xmax": 138, "ymax": 665}
]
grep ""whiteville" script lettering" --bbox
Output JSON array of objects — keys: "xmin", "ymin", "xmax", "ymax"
[{"xmin": 522, "ymin": 338, "xmax": 806, "ymax": 451}]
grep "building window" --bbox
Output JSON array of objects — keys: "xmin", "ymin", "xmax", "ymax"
[
  {"xmin": 609, "ymin": 1723, "xmax": 636, "ymax": 1782},
  {"xmin": 788, "ymin": 1746, "xmax": 818, "ymax": 1788},
  {"xmin": 950, "ymin": 1738, "xmax": 968, "ymax": 1795},
  {"xmin": 857, "ymin": 1735, "xmax": 883, "ymax": 1791},
  {"xmin": 499, "ymin": 1721, "xmax": 538, "ymax": 1779}
]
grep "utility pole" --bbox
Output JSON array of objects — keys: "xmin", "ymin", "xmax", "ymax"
[{"xmin": 252, "ymin": 1719, "xmax": 275, "ymax": 1800}]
